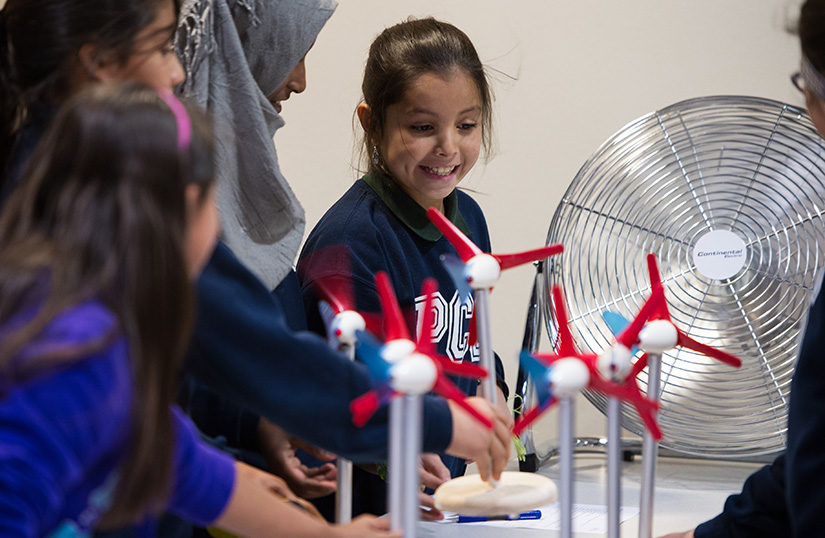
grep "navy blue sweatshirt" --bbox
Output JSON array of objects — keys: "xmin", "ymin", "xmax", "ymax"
[{"xmin": 299, "ymin": 171, "xmax": 508, "ymax": 479}]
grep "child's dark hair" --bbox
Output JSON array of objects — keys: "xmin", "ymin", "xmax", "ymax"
[
  {"xmin": 0, "ymin": 82, "xmax": 213, "ymax": 527},
  {"xmin": 800, "ymin": 0, "xmax": 825, "ymax": 72},
  {"xmin": 360, "ymin": 17, "xmax": 494, "ymax": 171},
  {"xmin": 0, "ymin": 0, "xmax": 181, "ymax": 181}
]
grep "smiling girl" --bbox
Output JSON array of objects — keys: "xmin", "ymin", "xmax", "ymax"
[{"xmin": 298, "ymin": 17, "xmax": 511, "ymax": 517}]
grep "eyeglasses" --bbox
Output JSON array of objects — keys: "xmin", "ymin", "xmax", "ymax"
[{"xmin": 792, "ymin": 72, "xmax": 806, "ymax": 94}]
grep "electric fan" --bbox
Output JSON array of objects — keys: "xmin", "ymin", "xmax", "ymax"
[{"xmin": 541, "ymin": 95, "xmax": 825, "ymax": 459}]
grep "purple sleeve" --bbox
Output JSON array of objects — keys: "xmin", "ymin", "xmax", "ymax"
[{"xmin": 166, "ymin": 406, "xmax": 237, "ymax": 526}]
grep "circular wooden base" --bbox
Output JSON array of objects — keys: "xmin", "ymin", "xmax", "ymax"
[{"xmin": 433, "ymin": 471, "xmax": 557, "ymax": 516}]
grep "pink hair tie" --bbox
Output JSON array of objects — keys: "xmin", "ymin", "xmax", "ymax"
[{"xmin": 155, "ymin": 87, "xmax": 192, "ymax": 151}]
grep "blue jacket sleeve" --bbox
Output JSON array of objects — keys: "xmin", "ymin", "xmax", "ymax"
[
  {"xmin": 186, "ymin": 242, "xmax": 453, "ymax": 463},
  {"xmin": 694, "ymin": 455, "xmax": 789, "ymax": 538},
  {"xmin": 785, "ymin": 272, "xmax": 825, "ymax": 536}
]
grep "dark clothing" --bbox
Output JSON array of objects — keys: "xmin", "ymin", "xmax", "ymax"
[
  {"xmin": 298, "ymin": 171, "xmax": 509, "ymax": 516},
  {"xmin": 695, "ymin": 270, "xmax": 825, "ymax": 537},
  {"xmin": 187, "ymin": 241, "xmax": 453, "ymax": 463},
  {"xmin": 694, "ymin": 456, "xmax": 789, "ymax": 537}
]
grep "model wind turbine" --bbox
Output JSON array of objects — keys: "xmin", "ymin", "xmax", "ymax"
[
  {"xmin": 299, "ymin": 245, "xmax": 381, "ymax": 524},
  {"xmin": 350, "ymin": 272, "xmax": 492, "ymax": 536},
  {"xmin": 600, "ymin": 253, "xmax": 742, "ymax": 538},
  {"xmin": 426, "ymin": 207, "xmax": 563, "ymax": 406},
  {"xmin": 514, "ymin": 284, "xmax": 660, "ymax": 538}
]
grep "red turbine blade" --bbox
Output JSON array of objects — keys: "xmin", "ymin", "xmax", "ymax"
[
  {"xmin": 495, "ymin": 243, "xmax": 564, "ymax": 271},
  {"xmin": 615, "ymin": 292, "xmax": 664, "ymax": 349},
  {"xmin": 375, "ymin": 271, "xmax": 410, "ymax": 342},
  {"xmin": 433, "ymin": 376, "xmax": 493, "ymax": 428},
  {"xmin": 426, "ymin": 207, "xmax": 483, "ymax": 262},
  {"xmin": 676, "ymin": 331, "xmax": 743, "ymax": 368},
  {"xmin": 512, "ymin": 399, "xmax": 556, "ymax": 436},
  {"xmin": 433, "ymin": 355, "xmax": 488, "ymax": 379},
  {"xmin": 468, "ymin": 310, "xmax": 478, "ymax": 346},
  {"xmin": 298, "ymin": 245, "xmax": 356, "ymax": 313},
  {"xmin": 551, "ymin": 286, "xmax": 579, "ymax": 357},
  {"xmin": 416, "ymin": 278, "xmax": 438, "ymax": 355},
  {"xmin": 350, "ymin": 390, "xmax": 382, "ymax": 427}
]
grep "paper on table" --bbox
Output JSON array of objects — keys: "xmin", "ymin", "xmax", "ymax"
[{"xmin": 436, "ymin": 503, "xmax": 640, "ymax": 533}]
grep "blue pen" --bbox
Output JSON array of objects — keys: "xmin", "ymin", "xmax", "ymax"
[{"xmin": 456, "ymin": 509, "xmax": 542, "ymax": 523}]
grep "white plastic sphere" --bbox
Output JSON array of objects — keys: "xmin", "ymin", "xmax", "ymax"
[
  {"xmin": 466, "ymin": 254, "xmax": 501, "ymax": 289},
  {"xmin": 549, "ymin": 357, "xmax": 590, "ymax": 398},
  {"xmin": 332, "ymin": 310, "xmax": 366, "ymax": 346},
  {"xmin": 381, "ymin": 339, "xmax": 417, "ymax": 364},
  {"xmin": 638, "ymin": 319, "xmax": 678, "ymax": 354},
  {"xmin": 391, "ymin": 352, "xmax": 438, "ymax": 394},
  {"xmin": 597, "ymin": 344, "xmax": 633, "ymax": 382}
]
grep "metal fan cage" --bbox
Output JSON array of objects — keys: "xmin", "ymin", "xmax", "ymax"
[{"xmin": 544, "ymin": 96, "xmax": 825, "ymax": 459}]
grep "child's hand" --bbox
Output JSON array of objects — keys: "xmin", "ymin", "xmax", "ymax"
[
  {"xmin": 445, "ymin": 396, "xmax": 511, "ymax": 482},
  {"xmin": 330, "ymin": 515, "xmax": 401, "ymax": 538},
  {"xmin": 257, "ymin": 417, "xmax": 338, "ymax": 499}
]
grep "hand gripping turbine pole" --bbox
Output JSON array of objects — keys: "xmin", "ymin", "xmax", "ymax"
[
  {"xmin": 426, "ymin": 207, "xmax": 563, "ymax": 406},
  {"xmin": 513, "ymin": 285, "xmax": 660, "ymax": 538},
  {"xmin": 350, "ymin": 272, "xmax": 492, "ymax": 536},
  {"xmin": 601, "ymin": 254, "xmax": 742, "ymax": 538}
]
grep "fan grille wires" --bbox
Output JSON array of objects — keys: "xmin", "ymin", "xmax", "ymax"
[{"xmin": 544, "ymin": 96, "xmax": 825, "ymax": 459}]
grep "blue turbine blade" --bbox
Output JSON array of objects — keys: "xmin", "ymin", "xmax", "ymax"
[
  {"xmin": 355, "ymin": 330, "xmax": 392, "ymax": 383},
  {"xmin": 519, "ymin": 350, "xmax": 553, "ymax": 406},
  {"xmin": 439, "ymin": 253, "xmax": 472, "ymax": 305},
  {"xmin": 602, "ymin": 310, "xmax": 640, "ymax": 356}
]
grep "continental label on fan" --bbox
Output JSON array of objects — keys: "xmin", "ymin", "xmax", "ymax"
[{"xmin": 692, "ymin": 230, "xmax": 747, "ymax": 280}]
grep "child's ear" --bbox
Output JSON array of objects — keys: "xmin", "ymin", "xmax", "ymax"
[
  {"xmin": 356, "ymin": 103, "xmax": 373, "ymax": 134},
  {"xmin": 77, "ymin": 44, "xmax": 120, "ymax": 84}
]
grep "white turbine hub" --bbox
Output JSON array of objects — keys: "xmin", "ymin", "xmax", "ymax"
[
  {"xmin": 381, "ymin": 339, "xmax": 417, "ymax": 364},
  {"xmin": 549, "ymin": 357, "xmax": 590, "ymax": 398},
  {"xmin": 391, "ymin": 352, "xmax": 438, "ymax": 394},
  {"xmin": 332, "ymin": 310, "xmax": 366, "ymax": 346},
  {"xmin": 466, "ymin": 254, "xmax": 501, "ymax": 289},
  {"xmin": 597, "ymin": 343, "xmax": 633, "ymax": 382},
  {"xmin": 638, "ymin": 319, "xmax": 679, "ymax": 354}
]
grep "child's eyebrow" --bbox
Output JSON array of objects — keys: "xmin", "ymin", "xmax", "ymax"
[{"xmin": 406, "ymin": 105, "xmax": 482, "ymax": 116}]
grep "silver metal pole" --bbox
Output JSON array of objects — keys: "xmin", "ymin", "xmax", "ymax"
[
  {"xmin": 474, "ymin": 289, "xmax": 497, "ymax": 405},
  {"xmin": 389, "ymin": 397, "xmax": 404, "ymax": 531},
  {"xmin": 335, "ymin": 343, "xmax": 356, "ymax": 524},
  {"xmin": 559, "ymin": 396, "xmax": 575, "ymax": 538},
  {"xmin": 607, "ymin": 396, "xmax": 621, "ymax": 538},
  {"xmin": 639, "ymin": 353, "xmax": 662, "ymax": 538},
  {"xmin": 403, "ymin": 395, "xmax": 423, "ymax": 538}
]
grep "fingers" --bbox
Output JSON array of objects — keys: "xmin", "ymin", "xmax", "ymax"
[
  {"xmin": 419, "ymin": 453, "xmax": 450, "ymax": 490},
  {"xmin": 445, "ymin": 397, "xmax": 510, "ymax": 482},
  {"xmin": 418, "ymin": 491, "xmax": 444, "ymax": 521}
]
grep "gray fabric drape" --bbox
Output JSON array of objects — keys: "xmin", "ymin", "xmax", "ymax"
[{"xmin": 177, "ymin": 0, "xmax": 337, "ymax": 288}]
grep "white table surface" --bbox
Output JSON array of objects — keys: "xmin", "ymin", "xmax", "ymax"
[{"xmin": 417, "ymin": 452, "xmax": 765, "ymax": 538}]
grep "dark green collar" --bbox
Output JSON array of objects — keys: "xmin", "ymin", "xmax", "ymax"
[{"xmin": 363, "ymin": 169, "xmax": 472, "ymax": 241}]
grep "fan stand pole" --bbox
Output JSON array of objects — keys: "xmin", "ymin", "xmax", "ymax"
[
  {"xmin": 607, "ymin": 396, "xmax": 622, "ymax": 538},
  {"xmin": 335, "ymin": 343, "xmax": 356, "ymax": 525},
  {"xmin": 559, "ymin": 396, "xmax": 575, "ymax": 538},
  {"xmin": 388, "ymin": 397, "xmax": 405, "ymax": 531},
  {"xmin": 638, "ymin": 353, "xmax": 661, "ymax": 538},
  {"xmin": 474, "ymin": 289, "xmax": 497, "ymax": 406}
]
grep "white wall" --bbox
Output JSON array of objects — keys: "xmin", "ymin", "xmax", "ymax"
[{"xmin": 278, "ymin": 0, "xmax": 805, "ymax": 446}]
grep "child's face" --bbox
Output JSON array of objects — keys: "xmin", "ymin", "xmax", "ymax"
[
  {"xmin": 99, "ymin": 0, "xmax": 184, "ymax": 90},
  {"xmin": 184, "ymin": 184, "xmax": 220, "ymax": 278},
  {"xmin": 378, "ymin": 70, "xmax": 482, "ymax": 212}
]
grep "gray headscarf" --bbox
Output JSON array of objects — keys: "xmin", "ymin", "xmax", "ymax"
[{"xmin": 176, "ymin": 0, "xmax": 337, "ymax": 289}]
